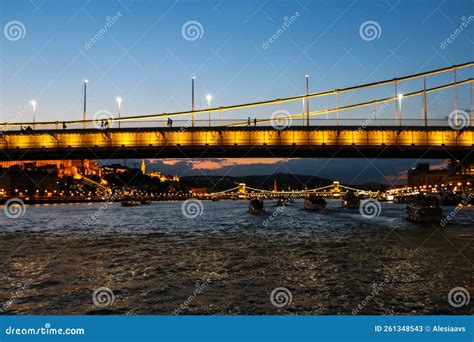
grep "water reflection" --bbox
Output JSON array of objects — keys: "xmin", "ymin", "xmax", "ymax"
[{"xmin": 0, "ymin": 200, "xmax": 473, "ymax": 315}]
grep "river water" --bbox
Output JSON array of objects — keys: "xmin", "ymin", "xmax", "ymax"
[{"xmin": 0, "ymin": 200, "xmax": 473, "ymax": 315}]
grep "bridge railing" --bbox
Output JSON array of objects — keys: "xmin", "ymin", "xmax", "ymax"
[{"xmin": 1, "ymin": 118, "xmax": 468, "ymax": 132}]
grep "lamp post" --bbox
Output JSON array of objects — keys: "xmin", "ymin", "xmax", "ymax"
[
  {"xmin": 305, "ymin": 75, "xmax": 310, "ymax": 126},
  {"xmin": 30, "ymin": 100, "xmax": 37, "ymax": 129},
  {"xmin": 116, "ymin": 97, "xmax": 122, "ymax": 128},
  {"xmin": 398, "ymin": 93, "xmax": 404, "ymax": 126},
  {"xmin": 83, "ymin": 80, "xmax": 88, "ymax": 129},
  {"xmin": 192, "ymin": 76, "xmax": 195, "ymax": 127},
  {"xmin": 206, "ymin": 94, "xmax": 212, "ymax": 127}
]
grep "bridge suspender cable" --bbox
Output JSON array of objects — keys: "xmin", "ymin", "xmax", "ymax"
[
  {"xmin": 227, "ymin": 78, "xmax": 474, "ymax": 127},
  {"xmin": 4, "ymin": 62, "xmax": 473, "ymax": 127}
]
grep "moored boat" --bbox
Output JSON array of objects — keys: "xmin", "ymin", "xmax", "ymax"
[
  {"xmin": 122, "ymin": 200, "xmax": 141, "ymax": 207},
  {"xmin": 406, "ymin": 196, "xmax": 442, "ymax": 222},
  {"xmin": 341, "ymin": 192, "xmax": 360, "ymax": 209},
  {"xmin": 303, "ymin": 195, "xmax": 326, "ymax": 210},
  {"xmin": 249, "ymin": 198, "xmax": 265, "ymax": 214}
]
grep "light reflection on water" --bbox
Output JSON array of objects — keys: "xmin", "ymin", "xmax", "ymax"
[{"xmin": 0, "ymin": 200, "xmax": 473, "ymax": 315}]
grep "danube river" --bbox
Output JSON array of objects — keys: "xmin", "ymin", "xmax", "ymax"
[{"xmin": 0, "ymin": 200, "xmax": 473, "ymax": 315}]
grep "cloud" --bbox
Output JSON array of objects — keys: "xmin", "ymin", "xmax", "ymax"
[{"xmin": 150, "ymin": 158, "xmax": 296, "ymax": 170}]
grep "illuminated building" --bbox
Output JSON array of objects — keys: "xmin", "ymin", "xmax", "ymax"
[
  {"xmin": 408, "ymin": 162, "xmax": 473, "ymax": 187},
  {"xmin": 148, "ymin": 170, "xmax": 180, "ymax": 182}
]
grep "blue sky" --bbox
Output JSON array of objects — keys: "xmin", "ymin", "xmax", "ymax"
[{"xmin": 1, "ymin": 0, "xmax": 473, "ymax": 184}]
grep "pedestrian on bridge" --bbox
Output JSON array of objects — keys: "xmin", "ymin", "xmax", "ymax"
[
  {"xmin": 254, "ymin": 118, "xmax": 257, "ymax": 126},
  {"xmin": 247, "ymin": 117, "xmax": 251, "ymax": 127}
]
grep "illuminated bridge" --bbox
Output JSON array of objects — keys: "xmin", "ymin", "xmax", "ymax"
[
  {"xmin": 1, "ymin": 62, "xmax": 473, "ymax": 161},
  {"xmin": 207, "ymin": 181, "xmax": 377, "ymax": 199}
]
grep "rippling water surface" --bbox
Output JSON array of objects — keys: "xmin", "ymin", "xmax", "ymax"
[{"xmin": 0, "ymin": 200, "xmax": 473, "ymax": 315}]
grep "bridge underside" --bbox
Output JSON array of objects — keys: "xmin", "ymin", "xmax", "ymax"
[{"xmin": 0, "ymin": 126, "xmax": 472, "ymax": 161}]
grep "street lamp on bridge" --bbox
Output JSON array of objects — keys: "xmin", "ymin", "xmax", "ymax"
[
  {"xmin": 305, "ymin": 75, "xmax": 310, "ymax": 127},
  {"xmin": 29, "ymin": 100, "xmax": 37, "ymax": 129},
  {"xmin": 83, "ymin": 80, "xmax": 88, "ymax": 129},
  {"xmin": 192, "ymin": 76, "xmax": 196, "ymax": 128},
  {"xmin": 398, "ymin": 93, "xmax": 404, "ymax": 126},
  {"xmin": 116, "ymin": 97, "xmax": 122, "ymax": 128},
  {"xmin": 206, "ymin": 94, "xmax": 212, "ymax": 127}
]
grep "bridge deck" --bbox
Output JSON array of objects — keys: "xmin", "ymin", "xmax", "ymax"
[{"xmin": 0, "ymin": 126, "xmax": 472, "ymax": 160}]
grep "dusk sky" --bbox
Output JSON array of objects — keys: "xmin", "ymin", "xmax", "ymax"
[{"xmin": 1, "ymin": 0, "xmax": 473, "ymax": 184}]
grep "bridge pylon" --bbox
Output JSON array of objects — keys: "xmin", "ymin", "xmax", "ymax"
[
  {"xmin": 332, "ymin": 181, "xmax": 341, "ymax": 198},
  {"xmin": 238, "ymin": 183, "xmax": 247, "ymax": 199}
]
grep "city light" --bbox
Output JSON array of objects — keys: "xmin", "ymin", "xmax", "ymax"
[{"xmin": 29, "ymin": 100, "xmax": 37, "ymax": 111}]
